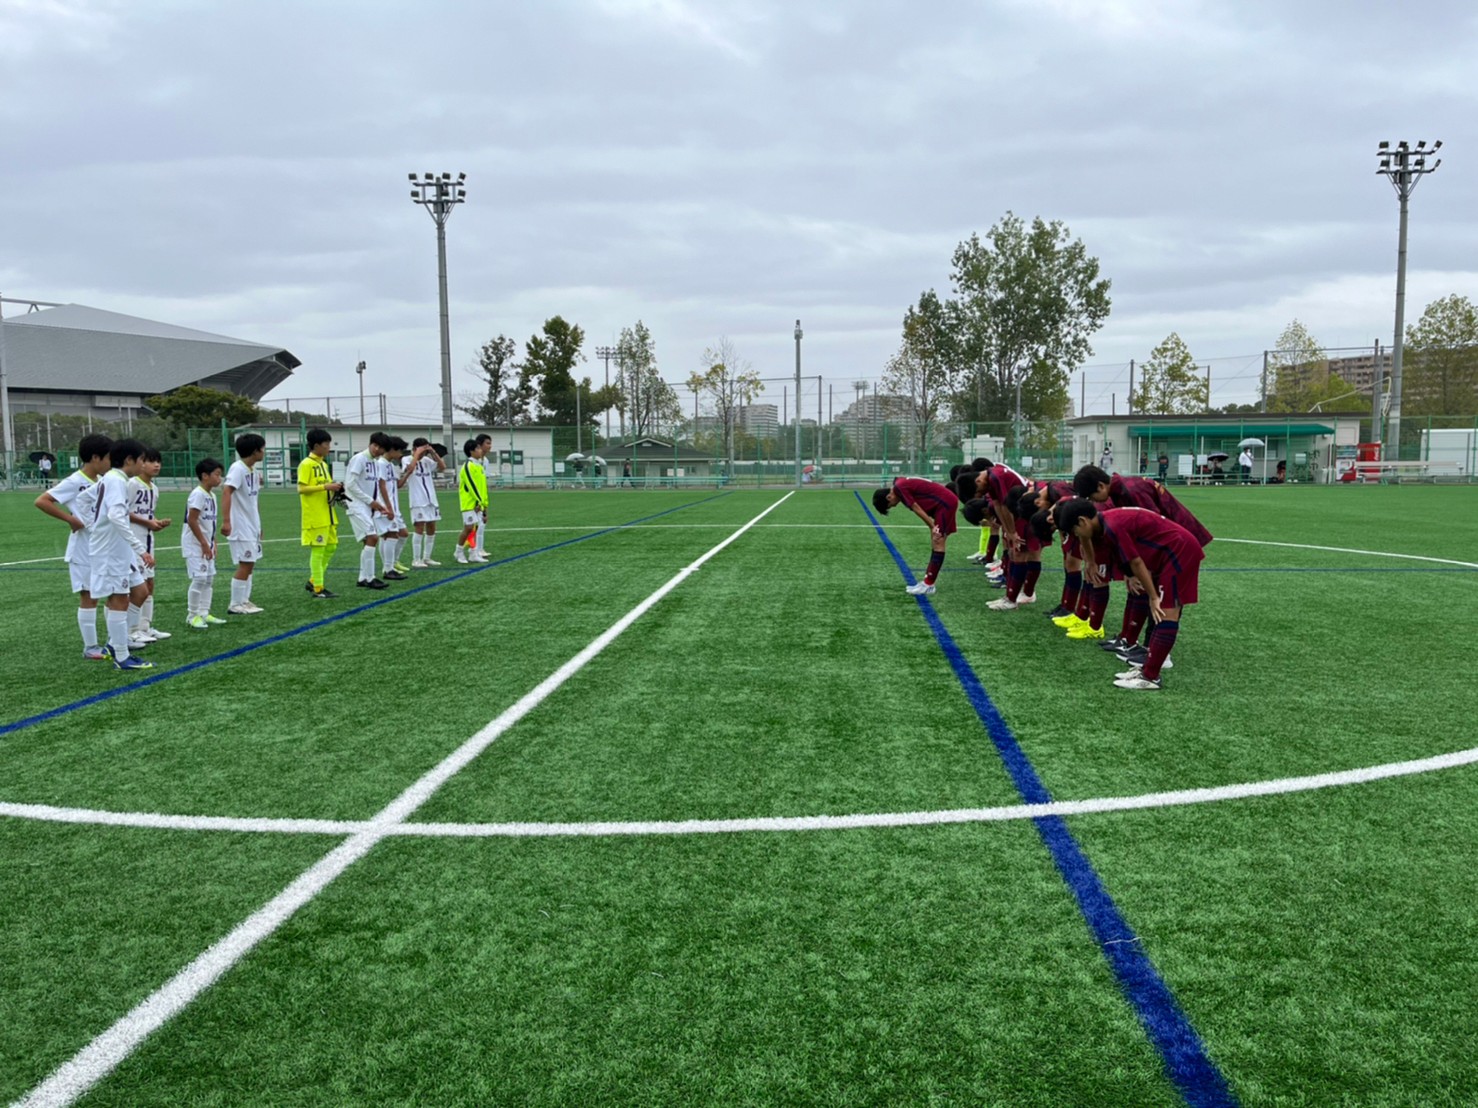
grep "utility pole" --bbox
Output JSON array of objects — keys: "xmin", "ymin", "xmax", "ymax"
[
  {"xmin": 793, "ymin": 320, "xmax": 803, "ymax": 488},
  {"xmin": 1370, "ymin": 339, "xmax": 1385, "ymax": 442},
  {"xmin": 594, "ymin": 344, "xmax": 618, "ymax": 441},
  {"xmin": 1376, "ymin": 139, "xmax": 1442, "ymax": 461},
  {"xmin": 1127, "ymin": 359, "xmax": 1135, "ymax": 414},
  {"xmin": 408, "ymin": 171, "xmax": 467, "ymax": 458},
  {"xmin": 356, "ymin": 360, "xmax": 366, "ymax": 425}
]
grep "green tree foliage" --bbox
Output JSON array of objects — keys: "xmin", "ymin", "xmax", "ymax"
[
  {"xmin": 522, "ymin": 316, "xmax": 586, "ymax": 426},
  {"xmin": 884, "ymin": 293, "xmax": 953, "ymax": 463},
  {"xmin": 1403, "ymin": 294, "xmax": 1478, "ymax": 416},
  {"xmin": 687, "ymin": 337, "xmax": 762, "ymax": 469},
  {"xmin": 146, "ymin": 385, "xmax": 261, "ymax": 429},
  {"xmin": 1265, "ymin": 319, "xmax": 1350, "ymax": 411},
  {"xmin": 1132, "ymin": 333, "xmax": 1210, "ymax": 415},
  {"xmin": 614, "ymin": 321, "xmax": 679, "ymax": 438},
  {"xmin": 458, "ymin": 334, "xmax": 519, "ymax": 424},
  {"xmin": 943, "ymin": 212, "xmax": 1111, "ymax": 423}
]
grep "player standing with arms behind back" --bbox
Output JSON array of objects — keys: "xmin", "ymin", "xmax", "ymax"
[{"xmin": 222, "ymin": 433, "xmax": 266, "ymax": 614}]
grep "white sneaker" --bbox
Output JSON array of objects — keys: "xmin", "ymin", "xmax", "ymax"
[
  {"xmin": 187, "ymin": 615, "xmax": 208, "ymax": 630},
  {"xmin": 242, "ymin": 602, "xmax": 265, "ymax": 614},
  {"xmin": 146, "ymin": 627, "xmax": 171, "ymax": 640},
  {"xmin": 987, "ymin": 597, "xmax": 1018, "ymax": 611},
  {"xmin": 410, "ymin": 560, "xmax": 429, "ymax": 569},
  {"xmin": 1114, "ymin": 674, "xmax": 1162, "ymax": 691},
  {"xmin": 128, "ymin": 634, "xmax": 152, "ymax": 650},
  {"xmin": 985, "ymin": 561, "xmax": 1003, "ymax": 574},
  {"xmin": 1016, "ymin": 592, "xmax": 1036, "ymax": 605},
  {"xmin": 470, "ymin": 552, "xmax": 489, "ymax": 563},
  {"xmin": 227, "ymin": 604, "xmax": 253, "ymax": 615},
  {"xmin": 904, "ymin": 581, "xmax": 935, "ymax": 596},
  {"xmin": 424, "ymin": 558, "xmax": 442, "ymax": 566},
  {"xmin": 966, "ymin": 552, "xmax": 988, "ymax": 564},
  {"xmin": 454, "ymin": 550, "xmax": 468, "ymax": 564}
]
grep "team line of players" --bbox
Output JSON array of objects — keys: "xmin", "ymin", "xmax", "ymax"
[
  {"xmin": 33, "ymin": 429, "xmax": 497, "ymax": 672},
  {"xmin": 873, "ymin": 460, "xmax": 1214, "ymax": 692}
]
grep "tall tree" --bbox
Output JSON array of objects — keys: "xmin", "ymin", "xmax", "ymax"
[
  {"xmin": 1266, "ymin": 319, "xmax": 1326, "ymax": 410},
  {"xmin": 457, "ymin": 335, "xmax": 519, "ymax": 424},
  {"xmin": 1131, "ymin": 333, "xmax": 1210, "ymax": 415},
  {"xmin": 522, "ymin": 316, "xmax": 586, "ymax": 427},
  {"xmin": 146, "ymin": 385, "xmax": 260, "ymax": 429},
  {"xmin": 686, "ymin": 337, "xmax": 762, "ymax": 469},
  {"xmin": 1403, "ymin": 294, "xmax": 1478, "ymax": 416},
  {"xmin": 614, "ymin": 321, "xmax": 678, "ymax": 437},
  {"xmin": 944, "ymin": 212, "xmax": 1111, "ymax": 423},
  {"xmin": 884, "ymin": 292, "xmax": 953, "ymax": 463}
]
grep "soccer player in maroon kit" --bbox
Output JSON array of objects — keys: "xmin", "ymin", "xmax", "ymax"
[
  {"xmin": 1027, "ymin": 480, "xmax": 1083, "ymax": 620},
  {"xmin": 872, "ymin": 477, "xmax": 960, "ymax": 597},
  {"xmin": 956, "ymin": 461, "xmax": 1026, "ymax": 595},
  {"xmin": 988, "ymin": 483, "xmax": 1044, "ymax": 610},
  {"xmin": 1055, "ymin": 500, "xmax": 1204, "ymax": 690}
]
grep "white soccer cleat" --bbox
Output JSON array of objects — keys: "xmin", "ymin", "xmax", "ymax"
[
  {"xmin": 1016, "ymin": 592, "xmax": 1037, "ymax": 604},
  {"xmin": 127, "ymin": 634, "xmax": 152, "ymax": 650},
  {"xmin": 987, "ymin": 597, "xmax": 1018, "ymax": 611},
  {"xmin": 1114, "ymin": 674, "xmax": 1162, "ymax": 691},
  {"xmin": 904, "ymin": 581, "xmax": 935, "ymax": 596},
  {"xmin": 410, "ymin": 560, "xmax": 429, "ymax": 569},
  {"xmin": 146, "ymin": 628, "xmax": 171, "ymax": 640},
  {"xmin": 187, "ymin": 615, "xmax": 208, "ymax": 631},
  {"xmin": 424, "ymin": 558, "xmax": 442, "ymax": 566},
  {"xmin": 985, "ymin": 561, "xmax": 1003, "ymax": 574},
  {"xmin": 469, "ymin": 552, "xmax": 489, "ymax": 563},
  {"xmin": 966, "ymin": 552, "xmax": 988, "ymax": 564},
  {"xmin": 227, "ymin": 604, "xmax": 253, "ymax": 615},
  {"xmin": 454, "ymin": 550, "xmax": 468, "ymax": 564}
]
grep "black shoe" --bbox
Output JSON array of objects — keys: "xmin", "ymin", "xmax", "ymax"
[
  {"xmin": 1044, "ymin": 604, "xmax": 1069, "ymax": 619},
  {"xmin": 310, "ymin": 587, "xmax": 338, "ymax": 599},
  {"xmin": 365, "ymin": 578, "xmax": 389, "ymax": 590},
  {"xmin": 383, "ymin": 570, "xmax": 408, "ymax": 581},
  {"xmin": 305, "ymin": 579, "xmax": 316, "ymax": 593},
  {"xmin": 1120, "ymin": 644, "xmax": 1150, "ymax": 664},
  {"xmin": 1099, "ymin": 636, "xmax": 1127, "ymax": 652}
]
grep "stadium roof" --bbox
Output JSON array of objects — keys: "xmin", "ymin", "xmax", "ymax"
[{"xmin": 0, "ymin": 304, "xmax": 299, "ymax": 400}]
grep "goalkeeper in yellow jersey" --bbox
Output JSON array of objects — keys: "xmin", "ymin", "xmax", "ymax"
[
  {"xmin": 298, "ymin": 428, "xmax": 343, "ymax": 598},
  {"xmin": 456, "ymin": 437, "xmax": 489, "ymax": 564}
]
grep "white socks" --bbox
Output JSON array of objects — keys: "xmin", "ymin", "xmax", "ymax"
[
  {"xmin": 360, "ymin": 544, "xmax": 378, "ymax": 582},
  {"xmin": 231, "ymin": 579, "xmax": 249, "ymax": 607},
  {"xmin": 140, "ymin": 595, "xmax": 154, "ymax": 631},
  {"xmin": 106, "ymin": 609, "xmax": 130, "ymax": 660},
  {"xmin": 188, "ymin": 579, "xmax": 213, "ymax": 617},
  {"xmin": 78, "ymin": 607, "xmax": 99, "ymax": 648}
]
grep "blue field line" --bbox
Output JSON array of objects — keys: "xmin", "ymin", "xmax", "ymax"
[
  {"xmin": 856, "ymin": 491, "xmax": 1238, "ymax": 1108},
  {"xmin": 0, "ymin": 493, "xmax": 731, "ymax": 740}
]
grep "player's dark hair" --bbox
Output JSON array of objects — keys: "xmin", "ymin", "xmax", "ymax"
[
  {"xmin": 871, "ymin": 488, "xmax": 892, "ymax": 515},
  {"xmin": 954, "ymin": 473, "xmax": 982, "ymax": 501},
  {"xmin": 1004, "ymin": 484, "xmax": 1032, "ymax": 517},
  {"xmin": 142, "ymin": 446, "xmax": 162, "ymax": 464},
  {"xmin": 306, "ymin": 428, "xmax": 333, "ymax": 448},
  {"xmin": 1055, "ymin": 497, "xmax": 1098, "ymax": 536},
  {"xmin": 109, "ymin": 438, "xmax": 146, "ymax": 468},
  {"xmin": 387, "ymin": 436, "xmax": 409, "ymax": 451},
  {"xmin": 195, "ymin": 457, "xmax": 223, "ymax": 479},
  {"xmin": 412, "ymin": 437, "xmax": 430, "ymax": 449},
  {"xmin": 1073, "ymin": 464, "xmax": 1111, "ymax": 498},
  {"xmin": 962, "ymin": 497, "xmax": 989, "ymax": 527},
  {"xmin": 369, "ymin": 431, "xmax": 392, "ymax": 450},
  {"xmin": 463, "ymin": 438, "xmax": 479, "ymax": 457},
  {"xmin": 1046, "ymin": 483, "xmax": 1072, "ymax": 506},
  {"xmin": 78, "ymin": 434, "xmax": 113, "ymax": 463},
  {"xmin": 970, "ymin": 457, "xmax": 992, "ymax": 471},
  {"xmin": 474, "ymin": 433, "xmax": 492, "ymax": 446},
  {"xmin": 235, "ymin": 432, "xmax": 266, "ymax": 458},
  {"xmin": 948, "ymin": 464, "xmax": 965, "ymax": 482},
  {"xmin": 1029, "ymin": 508, "xmax": 1056, "ymax": 545}
]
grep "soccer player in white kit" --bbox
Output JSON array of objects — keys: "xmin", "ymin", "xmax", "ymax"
[
  {"xmin": 406, "ymin": 438, "xmax": 446, "ymax": 567},
  {"xmin": 345, "ymin": 434, "xmax": 391, "ymax": 589},
  {"xmin": 222, "ymin": 433, "xmax": 267, "ymax": 614},
  {"xmin": 126, "ymin": 447, "xmax": 173, "ymax": 646},
  {"xmin": 86, "ymin": 439, "xmax": 156, "ymax": 670},
  {"xmin": 376, "ymin": 437, "xmax": 410, "ymax": 581},
  {"xmin": 183, "ymin": 458, "xmax": 226, "ymax": 629},
  {"xmin": 33, "ymin": 433, "xmax": 113, "ymax": 660}
]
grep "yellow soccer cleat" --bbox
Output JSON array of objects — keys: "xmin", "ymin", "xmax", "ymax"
[
  {"xmin": 1066, "ymin": 622, "xmax": 1105, "ymax": 640},
  {"xmin": 1053, "ymin": 612, "xmax": 1083, "ymax": 629}
]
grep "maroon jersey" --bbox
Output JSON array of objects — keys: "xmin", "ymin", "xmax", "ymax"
[
  {"xmin": 985, "ymin": 464, "xmax": 1026, "ymax": 506},
  {"xmin": 1106, "ymin": 474, "xmax": 1160, "ymax": 511},
  {"xmin": 894, "ymin": 477, "xmax": 959, "ymax": 537},
  {"xmin": 1098, "ymin": 507, "xmax": 1204, "ymax": 604},
  {"xmin": 1149, "ymin": 484, "xmax": 1213, "ymax": 547}
]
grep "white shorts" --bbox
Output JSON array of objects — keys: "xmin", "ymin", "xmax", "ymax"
[
  {"xmin": 461, "ymin": 509, "xmax": 483, "ymax": 527},
  {"xmin": 378, "ymin": 513, "xmax": 404, "ymax": 536},
  {"xmin": 346, "ymin": 503, "xmax": 377, "ymax": 542},
  {"xmin": 91, "ymin": 562, "xmax": 145, "ymax": 598},
  {"xmin": 229, "ymin": 535, "xmax": 264, "ymax": 564},
  {"xmin": 185, "ymin": 554, "xmax": 218, "ymax": 580},
  {"xmin": 68, "ymin": 549, "xmax": 93, "ymax": 594},
  {"xmin": 411, "ymin": 504, "xmax": 440, "ymax": 524}
]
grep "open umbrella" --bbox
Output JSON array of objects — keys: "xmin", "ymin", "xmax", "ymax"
[
  {"xmin": 28, "ymin": 451, "xmax": 56, "ymax": 464},
  {"xmin": 589, "ymin": 455, "xmax": 606, "ymax": 467},
  {"xmin": 1206, "ymin": 451, "xmax": 1230, "ymax": 461},
  {"xmin": 565, "ymin": 452, "xmax": 586, "ymax": 462},
  {"xmin": 1238, "ymin": 437, "xmax": 1265, "ymax": 448}
]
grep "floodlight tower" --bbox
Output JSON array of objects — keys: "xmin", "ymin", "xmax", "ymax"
[
  {"xmin": 1375, "ymin": 140, "xmax": 1441, "ymax": 461},
  {"xmin": 408, "ymin": 171, "xmax": 467, "ymax": 456},
  {"xmin": 594, "ymin": 344, "xmax": 618, "ymax": 440}
]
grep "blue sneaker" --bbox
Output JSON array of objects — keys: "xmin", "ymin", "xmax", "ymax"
[{"xmin": 114, "ymin": 653, "xmax": 154, "ymax": 671}]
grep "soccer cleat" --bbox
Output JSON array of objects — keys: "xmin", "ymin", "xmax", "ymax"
[
  {"xmin": 145, "ymin": 628, "xmax": 171, "ymax": 640},
  {"xmin": 1053, "ymin": 612, "xmax": 1082, "ymax": 628},
  {"xmin": 1116, "ymin": 669, "xmax": 1145, "ymax": 681},
  {"xmin": 410, "ymin": 560, "xmax": 429, "ymax": 569},
  {"xmin": 1118, "ymin": 643, "xmax": 1148, "ymax": 662},
  {"xmin": 1016, "ymin": 592, "xmax": 1037, "ymax": 605},
  {"xmin": 986, "ymin": 597, "xmax": 1018, "ymax": 611},
  {"xmin": 470, "ymin": 552, "xmax": 489, "ymax": 563},
  {"xmin": 423, "ymin": 558, "xmax": 442, "ymax": 566},
  {"xmin": 83, "ymin": 645, "xmax": 110, "ymax": 661},
  {"xmin": 1114, "ymin": 673, "xmax": 1162, "ymax": 691},
  {"xmin": 454, "ymin": 550, "xmax": 468, "ymax": 564},
  {"xmin": 227, "ymin": 604, "xmax": 253, "ymax": 615},
  {"xmin": 114, "ymin": 653, "xmax": 154, "ymax": 672},
  {"xmin": 1120, "ymin": 649, "xmax": 1173, "ymax": 671},
  {"xmin": 364, "ymin": 578, "xmax": 390, "ymax": 590},
  {"xmin": 310, "ymin": 587, "xmax": 337, "ymax": 599},
  {"xmin": 966, "ymin": 551, "xmax": 988, "ymax": 564},
  {"xmin": 1067, "ymin": 623, "xmax": 1105, "ymax": 640},
  {"xmin": 383, "ymin": 570, "xmax": 408, "ymax": 581},
  {"xmin": 187, "ymin": 615, "xmax": 209, "ymax": 630},
  {"xmin": 1099, "ymin": 636, "xmax": 1128, "ymax": 653},
  {"xmin": 241, "ymin": 602, "xmax": 264, "ymax": 614},
  {"xmin": 985, "ymin": 561, "xmax": 1003, "ymax": 574},
  {"xmin": 203, "ymin": 614, "xmax": 227, "ymax": 625},
  {"xmin": 1044, "ymin": 604, "xmax": 1069, "ymax": 619},
  {"xmin": 305, "ymin": 579, "xmax": 317, "ymax": 593},
  {"xmin": 904, "ymin": 581, "xmax": 936, "ymax": 596},
  {"xmin": 393, "ymin": 562, "xmax": 410, "ymax": 574},
  {"xmin": 127, "ymin": 635, "xmax": 152, "ymax": 651}
]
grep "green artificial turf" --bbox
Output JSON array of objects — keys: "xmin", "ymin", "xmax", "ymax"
[{"xmin": 1, "ymin": 482, "xmax": 1475, "ymax": 1105}]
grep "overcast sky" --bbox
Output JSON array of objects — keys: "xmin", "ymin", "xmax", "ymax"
[{"xmin": 3, "ymin": 0, "xmax": 1475, "ymax": 420}]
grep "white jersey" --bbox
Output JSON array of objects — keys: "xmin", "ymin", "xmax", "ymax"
[
  {"xmin": 181, "ymin": 487, "xmax": 218, "ymax": 558},
  {"xmin": 50, "ymin": 469, "xmax": 98, "ymax": 562},
  {"xmin": 407, "ymin": 456, "xmax": 438, "ymax": 512},
  {"xmin": 223, "ymin": 460, "xmax": 262, "ymax": 537},
  {"xmin": 345, "ymin": 449, "xmax": 382, "ymax": 509},
  {"xmin": 88, "ymin": 469, "xmax": 147, "ymax": 567},
  {"xmin": 378, "ymin": 457, "xmax": 402, "ymax": 519},
  {"xmin": 127, "ymin": 476, "xmax": 159, "ymax": 555}
]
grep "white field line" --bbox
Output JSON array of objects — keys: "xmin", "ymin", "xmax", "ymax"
[
  {"xmin": 1217, "ymin": 538, "xmax": 1478, "ymax": 569},
  {"xmin": 5, "ymin": 743, "xmax": 1477, "ymax": 841},
  {"xmin": 12, "ymin": 492, "xmax": 795, "ymax": 1108}
]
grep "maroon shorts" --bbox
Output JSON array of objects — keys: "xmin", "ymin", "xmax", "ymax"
[
  {"xmin": 1154, "ymin": 562, "xmax": 1200, "ymax": 608},
  {"xmin": 933, "ymin": 508, "xmax": 958, "ymax": 538},
  {"xmin": 1014, "ymin": 516, "xmax": 1042, "ymax": 554}
]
